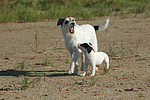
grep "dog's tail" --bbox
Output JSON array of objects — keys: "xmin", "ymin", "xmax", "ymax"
[{"xmin": 93, "ymin": 19, "xmax": 109, "ymax": 31}]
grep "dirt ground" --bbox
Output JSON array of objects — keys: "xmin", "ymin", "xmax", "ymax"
[{"xmin": 0, "ymin": 14, "xmax": 150, "ymax": 100}]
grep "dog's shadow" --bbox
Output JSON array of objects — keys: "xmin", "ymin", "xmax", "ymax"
[{"xmin": 0, "ymin": 69, "xmax": 76, "ymax": 77}]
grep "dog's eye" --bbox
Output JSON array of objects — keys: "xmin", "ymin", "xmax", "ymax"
[{"xmin": 65, "ymin": 21, "xmax": 69, "ymax": 24}]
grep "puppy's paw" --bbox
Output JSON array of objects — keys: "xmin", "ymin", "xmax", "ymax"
[
  {"xmin": 80, "ymin": 73, "xmax": 86, "ymax": 76},
  {"xmin": 95, "ymin": 67, "xmax": 98, "ymax": 72},
  {"xmin": 80, "ymin": 72, "xmax": 86, "ymax": 76},
  {"xmin": 89, "ymin": 74, "xmax": 95, "ymax": 76}
]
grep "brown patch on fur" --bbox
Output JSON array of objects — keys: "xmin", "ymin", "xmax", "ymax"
[{"xmin": 69, "ymin": 18, "xmax": 72, "ymax": 21}]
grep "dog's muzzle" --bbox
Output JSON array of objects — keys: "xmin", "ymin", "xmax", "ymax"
[{"xmin": 69, "ymin": 23, "xmax": 75, "ymax": 34}]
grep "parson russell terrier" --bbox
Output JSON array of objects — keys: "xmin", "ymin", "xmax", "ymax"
[
  {"xmin": 57, "ymin": 16, "xmax": 109, "ymax": 75},
  {"xmin": 78, "ymin": 43, "xmax": 109, "ymax": 76}
]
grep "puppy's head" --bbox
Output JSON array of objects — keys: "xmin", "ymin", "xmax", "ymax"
[
  {"xmin": 57, "ymin": 16, "xmax": 76, "ymax": 34},
  {"xmin": 78, "ymin": 43, "xmax": 93, "ymax": 54}
]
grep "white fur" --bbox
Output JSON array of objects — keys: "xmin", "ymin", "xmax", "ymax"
[
  {"xmin": 78, "ymin": 43, "xmax": 109, "ymax": 76},
  {"xmin": 57, "ymin": 16, "xmax": 109, "ymax": 74}
]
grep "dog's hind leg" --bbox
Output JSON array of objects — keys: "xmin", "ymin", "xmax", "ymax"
[
  {"xmin": 80, "ymin": 62, "xmax": 88, "ymax": 76},
  {"xmin": 104, "ymin": 55, "xmax": 109, "ymax": 69},
  {"xmin": 80, "ymin": 53, "xmax": 85, "ymax": 71}
]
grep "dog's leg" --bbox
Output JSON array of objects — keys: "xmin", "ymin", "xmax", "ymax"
[
  {"xmin": 80, "ymin": 53, "xmax": 85, "ymax": 71},
  {"xmin": 95, "ymin": 65, "xmax": 99, "ymax": 71},
  {"xmin": 105, "ymin": 55, "xmax": 109, "ymax": 69},
  {"xmin": 74, "ymin": 61, "xmax": 79, "ymax": 74},
  {"xmin": 68, "ymin": 52, "xmax": 79, "ymax": 75},
  {"xmin": 90, "ymin": 64, "xmax": 96, "ymax": 76},
  {"xmin": 80, "ymin": 62, "xmax": 88, "ymax": 76}
]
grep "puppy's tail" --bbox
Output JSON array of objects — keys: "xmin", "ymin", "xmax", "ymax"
[{"xmin": 93, "ymin": 19, "xmax": 109, "ymax": 31}]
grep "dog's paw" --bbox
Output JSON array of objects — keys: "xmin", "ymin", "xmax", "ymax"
[
  {"xmin": 95, "ymin": 67, "xmax": 98, "ymax": 71},
  {"xmin": 80, "ymin": 72, "xmax": 86, "ymax": 76},
  {"xmin": 68, "ymin": 70, "xmax": 73, "ymax": 74},
  {"xmin": 80, "ymin": 74, "xmax": 85, "ymax": 76},
  {"xmin": 89, "ymin": 74, "xmax": 95, "ymax": 76}
]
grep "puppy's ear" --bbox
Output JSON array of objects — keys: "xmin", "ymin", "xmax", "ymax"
[
  {"xmin": 57, "ymin": 18, "xmax": 65, "ymax": 26},
  {"xmin": 87, "ymin": 46, "xmax": 93, "ymax": 54}
]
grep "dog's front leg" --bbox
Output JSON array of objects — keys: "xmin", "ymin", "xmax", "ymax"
[
  {"xmin": 68, "ymin": 52, "xmax": 79, "ymax": 75},
  {"xmin": 90, "ymin": 64, "xmax": 96, "ymax": 76}
]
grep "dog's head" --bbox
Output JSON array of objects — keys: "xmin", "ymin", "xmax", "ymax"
[
  {"xmin": 57, "ymin": 16, "xmax": 76, "ymax": 34},
  {"xmin": 78, "ymin": 43, "xmax": 94, "ymax": 54}
]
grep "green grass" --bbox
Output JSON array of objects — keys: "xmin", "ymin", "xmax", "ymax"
[
  {"xmin": 0, "ymin": 0, "xmax": 150, "ymax": 22},
  {"xmin": 138, "ymin": 93, "xmax": 145, "ymax": 98},
  {"xmin": 21, "ymin": 76, "xmax": 41, "ymax": 90},
  {"xmin": 89, "ymin": 77, "xmax": 97, "ymax": 86}
]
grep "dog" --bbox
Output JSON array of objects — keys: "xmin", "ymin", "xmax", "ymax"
[
  {"xmin": 57, "ymin": 16, "xmax": 109, "ymax": 75},
  {"xmin": 78, "ymin": 43, "xmax": 109, "ymax": 76}
]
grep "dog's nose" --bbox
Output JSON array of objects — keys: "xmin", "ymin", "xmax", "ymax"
[{"xmin": 71, "ymin": 23, "xmax": 75, "ymax": 26}]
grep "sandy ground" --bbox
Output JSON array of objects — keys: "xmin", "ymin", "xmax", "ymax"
[{"xmin": 0, "ymin": 15, "xmax": 150, "ymax": 100}]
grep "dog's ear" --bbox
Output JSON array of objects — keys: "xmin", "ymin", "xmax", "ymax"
[
  {"xmin": 87, "ymin": 46, "xmax": 93, "ymax": 54},
  {"xmin": 57, "ymin": 18, "xmax": 65, "ymax": 26}
]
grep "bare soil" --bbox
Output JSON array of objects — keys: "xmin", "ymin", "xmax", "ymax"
[{"xmin": 0, "ymin": 15, "xmax": 150, "ymax": 100}]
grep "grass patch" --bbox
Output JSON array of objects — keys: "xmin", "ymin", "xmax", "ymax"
[
  {"xmin": 89, "ymin": 77, "xmax": 97, "ymax": 86},
  {"xmin": 21, "ymin": 76, "xmax": 41, "ymax": 90},
  {"xmin": 0, "ymin": 0, "xmax": 150, "ymax": 22},
  {"xmin": 43, "ymin": 55, "xmax": 50, "ymax": 66},
  {"xmin": 15, "ymin": 97, "xmax": 21, "ymax": 99},
  {"xmin": 138, "ymin": 93, "xmax": 145, "ymax": 98}
]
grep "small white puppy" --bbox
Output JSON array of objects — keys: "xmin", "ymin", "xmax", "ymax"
[
  {"xmin": 78, "ymin": 43, "xmax": 109, "ymax": 76},
  {"xmin": 57, "ymin": 16, "xmax": 109, "ymax": 75}
]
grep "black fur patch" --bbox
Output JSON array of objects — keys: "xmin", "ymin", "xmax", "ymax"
[
  {"xmin": 93, "ymin": 25, "xmax": 99, "ymax": 31},
  {"xmin": 80, "ymin": 43, "xmax": 93, "ymax": 54},
  {"xmin": 57, "ymin": 17, "xmax": 65, "ymax": 26}
]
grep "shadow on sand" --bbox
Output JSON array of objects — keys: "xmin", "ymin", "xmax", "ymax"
[{"xmin": 0, "ymin": 69, "xmax": 77, "ymax": 77}]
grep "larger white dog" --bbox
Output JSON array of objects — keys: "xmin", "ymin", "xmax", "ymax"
[{"xmin": 57, "ymin": 16, "xmax": 109, "ymax": 74}]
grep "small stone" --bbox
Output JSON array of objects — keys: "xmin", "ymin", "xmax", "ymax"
[
  {"xmin": 44, "ymin": 94, "xmax": 48, "ymax": 96},
  {"xmin": 120, "ymin": 83, "xmax": 124, "ymax": 85}
]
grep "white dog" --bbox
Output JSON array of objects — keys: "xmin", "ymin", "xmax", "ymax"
[
  {"xmin": 78, "ymin": 43, "xmax": 109, "ymax": 76},
  {"xmin": 57, "ymin": 16, "xmax": 109, "ymax": 74}
]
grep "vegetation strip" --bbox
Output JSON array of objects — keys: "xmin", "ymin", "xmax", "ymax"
[{"xmin": 0, "ymin": 0, "xmax": 150, "ymax": 22}]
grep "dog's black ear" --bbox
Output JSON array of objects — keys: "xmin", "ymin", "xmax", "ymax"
[
  {"xmin": 80, "ymin": 43, "xmax": 89, "ymax": 49},
  {"xmin": 87, "ymin": 46, "xmax": 93, "ymax": 54},
  {"xmin": 57, "ymin": 18, "xmax": 65, "ymax": 26}
]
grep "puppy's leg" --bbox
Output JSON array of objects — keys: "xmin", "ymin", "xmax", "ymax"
[
  {"xmin": 80, "ymin": 62, "xmax": 88, "ymax": 76},
  {"xmin": 90, "ymin": 64, "xmax": 96, "ymax": 76},
  {"xmin": 91, "ymin": 41, "xmax": 98, "ymax": 72},
  {"xmin": 104, "ymin": 55, "xmax": 109, "ymax": 69},
  {"xmin": 68, "ymin": 52, "xmax": 79, "ymax": 74},
  {"xmin": 80, "ymin": 53, "xmax": 85, "ymax": 71},
  {"xmin": 95, "ymin": 65, "xmax": 99, "ymax": 72}
]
